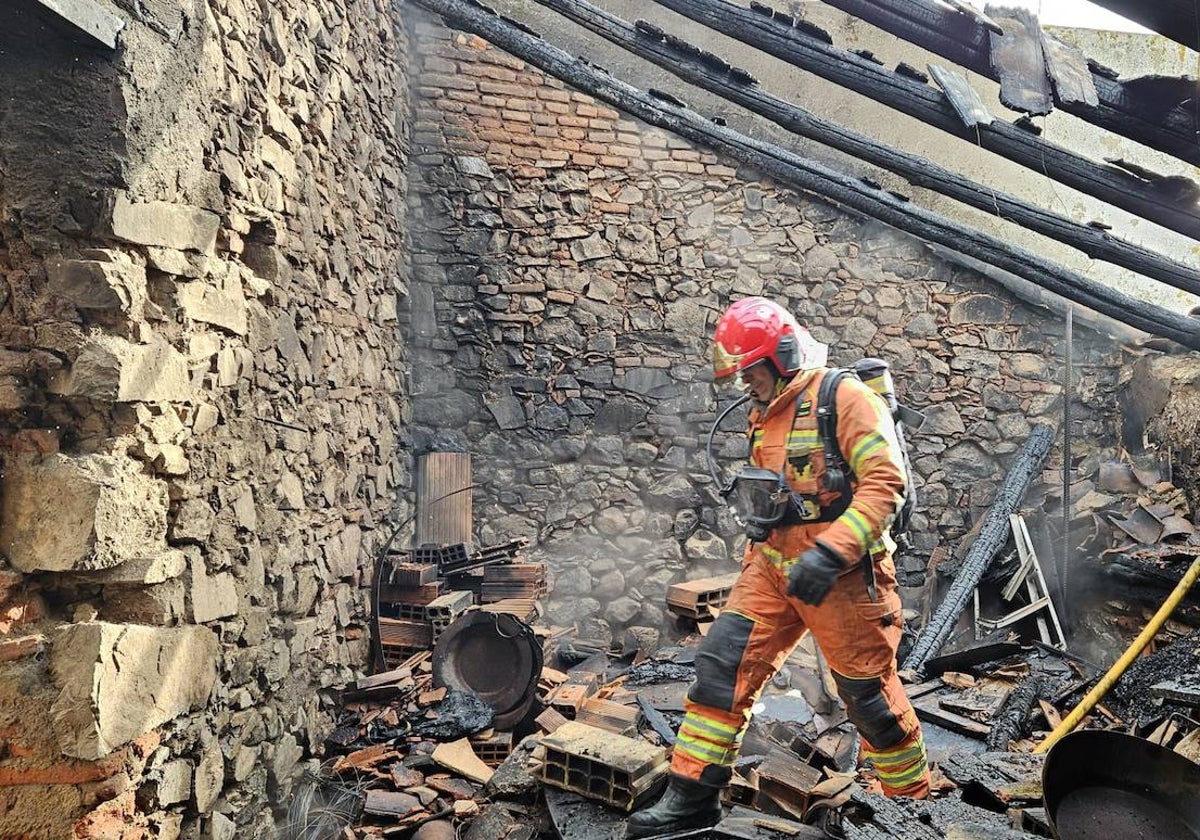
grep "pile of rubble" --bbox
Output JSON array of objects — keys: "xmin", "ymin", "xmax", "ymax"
[{"xmin": 289, "ymin": 468, "xmax": 1200, "ymax": 840}]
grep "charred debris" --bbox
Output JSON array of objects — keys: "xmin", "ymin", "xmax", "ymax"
[{"xmin": 285, "ymin": 419, "xmax": 1200, "ymax": 840}]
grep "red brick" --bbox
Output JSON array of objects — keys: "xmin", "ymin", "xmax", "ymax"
[
  {"xmin": 6, "ymin": 430, "xmax": 57, "ymax": 454},
  {"xmin": 558, "ymin": 115, "xmax": 588, "ymax": 128},
  {"xmin": 544, "ymin": 101, "xmax": 570, "ymax": 114},
  {"xmin": 464, "ymin": 103, "xmax": 500, "ymax": 117},
  {"xmin": 572, "ymin": 153, "xmax": 598, "ymax": 167},
  {"xmin": 421, "ymin": 73, "xmax": 476, "ymax": 91},
  {"xmin": 577, "ymin": 104, "xmax": 599, "ymax": 118},
  {"xmin": 479, "ymin": 80, "xmax": 528, "ymax": 97},
  {"xmin": 599, "ymin": 156, "xmax": 629, "ymax": 167},
  {"xmin": 501, "ymin": 109, "xmax": 532, "ymax": 123},
  {"xmin": 539, "ymin": 88, "xmax": 571, "ymax": 103},
  {"xmin": 588, "ymin": 119, "xmax": 614, "ymax": 131},
  {"xmin": 459, "ymin": 63, "xmax": 518, "ymax": 83},
  {"xmin": 0, "ymin": 633, "xmax": 43, "ymax": 663}
]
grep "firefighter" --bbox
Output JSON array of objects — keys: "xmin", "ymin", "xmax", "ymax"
[{"xmin": 627, "ymin": 297, "xmax": 929, "ymax": 838}]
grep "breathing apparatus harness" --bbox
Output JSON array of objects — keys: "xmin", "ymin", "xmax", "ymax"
[
  {"xmin": 706, "ymin": 359, "xmax": 923, "ymax": 547},
  {"xmin": 706, "ymin": 390, "xmax": 837, "ymax": 543}
]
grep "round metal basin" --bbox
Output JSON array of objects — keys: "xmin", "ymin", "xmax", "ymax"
[
  {"xmin": 432, "ymin": 611, "xmax": 542, "ymax": 718},
  {"xmin": 1043, "ymin": 730, "xmax": 1200, "ymax": 840}
]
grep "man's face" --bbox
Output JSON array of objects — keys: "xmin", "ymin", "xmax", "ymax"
[{"xmin": 739, "ymin": 362, "xmax": 777, "ymax": 403}]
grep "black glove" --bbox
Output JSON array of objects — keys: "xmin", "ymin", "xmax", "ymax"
[{"xmin": 786, "ymin": 542, "xmax": 844, "ymax": 605}]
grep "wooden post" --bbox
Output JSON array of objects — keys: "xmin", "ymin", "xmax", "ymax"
[{"xmin": 416, "ymin": 452, "xmax": 473, "ymax": 548}]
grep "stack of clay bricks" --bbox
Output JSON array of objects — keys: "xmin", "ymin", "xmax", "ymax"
[{"xmin": 377, "ymin": 538, "xmax": 537, "ymax": 668}]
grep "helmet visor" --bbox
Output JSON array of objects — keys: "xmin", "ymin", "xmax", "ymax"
[{"xmin": 712, "ymin": 340, "xmax": 748, "ymax": 388}]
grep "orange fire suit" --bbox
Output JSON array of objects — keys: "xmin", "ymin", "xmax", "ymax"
[{"xmin": 671, "ymin": 369, "xmax": 930, "ymax": 797}]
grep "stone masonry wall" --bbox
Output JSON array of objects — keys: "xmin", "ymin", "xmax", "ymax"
[
  {"xmin": 404, "ymin": 12, "xmax": 1127, "ymax": 649},
  {"xmin": 0, "ymin": 2, "xmax": 409, "ymax": 838}
]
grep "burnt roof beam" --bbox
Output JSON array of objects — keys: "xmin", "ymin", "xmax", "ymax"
[
  {"xmin": 1087, "ymin": 1, "xmax": 1200, "ymax": 54},
  {"xmin": 649, "ymin": 0, "xmax": 1200, "ymax": 243},
  {"xmin": 816, "ymin": 0, "xmax": 1200, "ymax": 168},
  {"xmin": 405, "ymin": 0, "xmax": 1200, "ymax": 351},
  {"xmin": 526, "ymin": 0, "xmax": 1200, "ymax": 296}
]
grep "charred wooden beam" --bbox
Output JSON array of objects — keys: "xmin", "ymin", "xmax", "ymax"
[
  {"xmin": 406, "ymin": 0, "xmax": 1200, "ymax": 349},
  {"xmin": 903, "ymin": 426, "xmax": 1055, "ymax": 675},
  {"xmin": 985, "ymin": 674, "xmax": 1042, "ymax": 751},
  {"xmin": 650, "ymin": 0, "xmax": 1200, "ymax": 242},
  {"xmin": 528, "ymin": 0, "xmax": 1200, "ymax": 296},
  {"xmin": 1088, "ymin": 0, "xmax": 1200, "ymax": 53},
  {"xmin": 816, "ymin": 0, "xmax": 1200, "ymax": 167}
]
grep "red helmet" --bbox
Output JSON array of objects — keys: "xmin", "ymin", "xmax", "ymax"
[{"xmin": 712, "ymin": 297, "xmax": 827, "ymax": 385}]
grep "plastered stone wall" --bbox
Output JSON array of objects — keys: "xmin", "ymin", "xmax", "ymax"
[
  {"xmin": 403, "ymin": 13, "xmax": 1127, "ymax": 649},
  {"xmin": 0, "ymin": 1, "xmax": 409, "ymax": 837}
]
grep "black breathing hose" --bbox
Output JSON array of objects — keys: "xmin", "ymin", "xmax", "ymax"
[{"xmin": 706, "ymin": 393, "xmax": 751, "ymax": 491}]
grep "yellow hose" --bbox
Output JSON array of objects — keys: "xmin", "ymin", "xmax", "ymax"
[{"xmin": 1034, "ymin": 554, "xmax": 1200, "ymax": 754}]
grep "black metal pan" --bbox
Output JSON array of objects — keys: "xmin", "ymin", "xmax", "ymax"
[{"xmin": 1042, "ymin": 729, "xmax": 1200, "ymax": 839}]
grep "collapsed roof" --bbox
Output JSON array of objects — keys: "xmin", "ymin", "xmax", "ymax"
[{"xmin": 408, "ymin": 0, "xmax": 1200, "ymax": 350}]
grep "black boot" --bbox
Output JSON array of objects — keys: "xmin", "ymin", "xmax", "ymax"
[{"xmin": 626, "ymin": 775, "xmax": 722, "ymax": 838}]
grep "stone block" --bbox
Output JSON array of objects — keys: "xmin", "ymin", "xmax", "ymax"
[
  {"xmin": 86, "ymin": 549, "xmax": 186, "ymax": 585},
  {"xmin": 170, "ymin": 497, "xmax": 214, "ymax": 543},
  {"xmin": 193, "ymin": 735, "xmax": 224, "ymax": 812},
  {"xmin": 101, "ymin": 580, "xmax": 185, "ymax": 624},
  {"xmin": 0, "ymin": 453, "xmax": 170, "ymax": 573},
  {"xmin": 176, "ymin": 273, "xmax": 248, "ymax": 335},
  {"xmin": 106, "ymin": 193, "xmax": 219, "ymax": 254},
  {"xmin": 45, "ymin": 255, "xmax": 145, "ymax": 315},
  {"xmin": 50, "ymin": 335, "xmax": 194, "ymax": 403},
  {"xmin": 186, "ymin": 549, "xmax": 238, "ymax": 624},
  {"xmin": 49, "ymin": 621, "xmax": 219, "ymax": 759}
]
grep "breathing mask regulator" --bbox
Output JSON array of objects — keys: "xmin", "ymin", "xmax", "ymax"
[{"xmin": 706, "ymin": 394, "xmax": 813, "ymax": 543}]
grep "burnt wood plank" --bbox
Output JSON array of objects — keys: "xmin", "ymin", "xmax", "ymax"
[
  {"xmin": 928, "ymin": 63, "xmax": 992, "ymax": 126},
  {"xmin": 409, "ymin": 0, "xmax": 1200, "ymax": 351},
  {"xmin": 913, "ymin": 697, "xmax": 991, "ymax": 738},
  {"xmin": 1040, "ymin": 31, "xmax": 1099, "ymax": 107},
  {"xmin": 987, "ymin": 6, "xmax": 1053, "ymax": 115}
]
